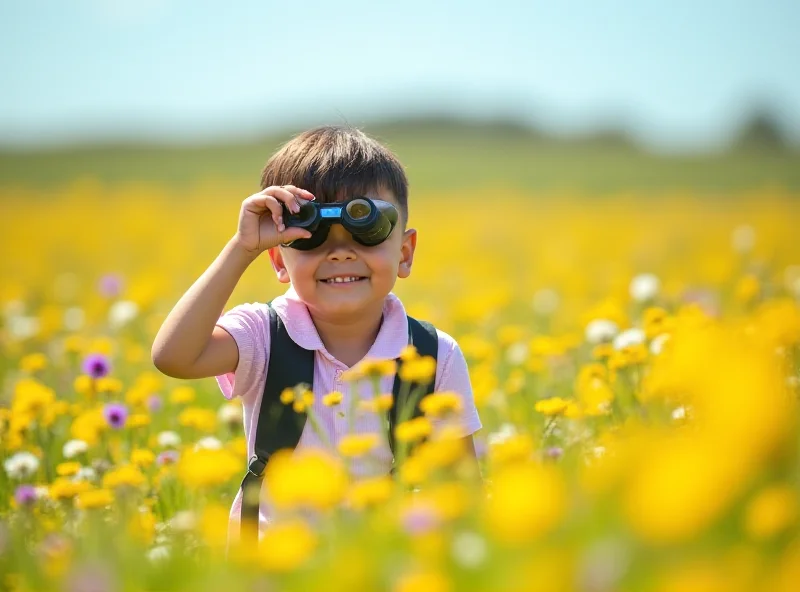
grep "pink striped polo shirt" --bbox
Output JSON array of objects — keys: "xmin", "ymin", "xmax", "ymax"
[{"xmin": 215, "ymin": 286, "xmax": 482, "ymax": 539}]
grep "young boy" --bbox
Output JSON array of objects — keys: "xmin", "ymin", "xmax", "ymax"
[{"xmin": 151, "ymin": 125, "xmax": 482, "ymax": 539}]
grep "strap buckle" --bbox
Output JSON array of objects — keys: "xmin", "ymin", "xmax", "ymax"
[{"xmin": 248, "ymin": 454, "xmax": 267, "ymax": 478}]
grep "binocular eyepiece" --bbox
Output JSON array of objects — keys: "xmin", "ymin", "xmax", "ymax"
[{"xmin": 281, "ymin": 197, "xmax": 399, "ymax": 250}]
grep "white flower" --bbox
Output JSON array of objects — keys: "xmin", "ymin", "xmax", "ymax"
[
  {"xmin": 3, "ymin": 452, "xmax": 40, "ymax": 479},
  {"xmin": 74, "ymin": 467, "xmax": 97, "ymax": 482},
  {"xmin": 650, "ymin": 333, "xmax": 670, "ymax": 355},
  {"xmin": 146, "ymin": 545, "xmax": 170, "ymax": 563},
  {"xmin": 451, "ymin": 531, "xmax": 487, "ymax": 568},
  {"xmin": 194, "ymin": 437, "xmax": 222, "ymax": 451},
  {"xmin": 629, "ymin": 273, "xmax": 660, "ymax": 302},
  {"xmin": 3, "ymin": 299, "xmax": 25, "ymax": 319},
  {"xmin": 671, "ymin": 406, "xmax": 687, "ymax": 421},
  {"xmin": 63, "ymin": 439, "xmax": 89, "ymax": 459},
  {"xmin": 63, "ymin": 307, "xmax": 86, "ymax": 332},
  {"xmin": 613, "ymin": 328, "xmax": 646, "ymax": 350},
  {"xmin": 532, "ymin": 288, "xmax": 559, "ymax": 316},
  {"xmin": 785, "ymin": 265, "xmax": 800, "ymax": 297},
  {"xmin": 34, "ymin": 486, "xmax": 50, "ymax": 500},
  {"xmin": 731, "ymin": 224, "xmax": 756, "ymax": 253},
  {"xmin": 487, "ymin": 423, "xmax": 517, "ymax": 446},
  {"xmin": 8, "ymin": 316, "xmax": 40, "ymax": 340},
  {"xmin": 169, "ymin": 511, "xmax": 196, "ymax": 532},
  {"xmin": 108, "ymin": 300, "xmax": 139, "ymax": 329},
  {"xmin": 217, "ymin": 403, "xmax": 243, "ymax": 425},
  {"xmin": 505, "ymin": 342, "xmax": 528, "ymax": 366},
  {"xmin": 585, "ymin": 319, "xmax": 619, "ymax": 344},
  {"xmin": 157, "ymin": 431, "xmax": 181, "ymax": 448}
]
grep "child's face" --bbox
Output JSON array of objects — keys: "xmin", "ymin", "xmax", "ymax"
[{"xmin": 268, "ymin": 187, "xmax": 416, "ymax": 320}]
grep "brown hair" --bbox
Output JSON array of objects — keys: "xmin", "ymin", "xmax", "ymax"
[{"xmin": 260, "ymin": 125, "xmax": 409, "ymax": 221}]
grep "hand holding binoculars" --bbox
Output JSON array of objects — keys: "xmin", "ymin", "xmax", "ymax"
[{"xmin": 280, "ymin": 197, "xmax": 399, "ymax": 250}]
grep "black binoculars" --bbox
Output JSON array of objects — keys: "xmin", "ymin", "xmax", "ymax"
[{"xmin": 281, "ymin": 197, "xmax": 398, "ymax": 250}]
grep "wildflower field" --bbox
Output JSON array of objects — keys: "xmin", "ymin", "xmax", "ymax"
[{"xmin": 1, "ymin": 167, "xmax": 800, "ymax": 590}]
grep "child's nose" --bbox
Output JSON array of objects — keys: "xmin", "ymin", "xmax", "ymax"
[{"xmin": 324, "ymin": 224, "xmax": 358, "ymax": 259}]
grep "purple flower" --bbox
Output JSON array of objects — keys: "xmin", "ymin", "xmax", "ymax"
[
  {"xmin": 82, "ymin": 354, "xmax": 111, "ymax": 379},
  {"xmin": 146, "ymin": 394, "xmax": 163, "ymax": 413},
  {"xmin": 65, "ymin": 562, "xmax": 117, "ymax": 592},
  {"xmin": 401, "ymin": 504, "xmax": 441, "ymax": 536},
  {"xmin": 97, "ymin": 273, "xmax": 124, "ymax": 299},
  {"xmin": 14, "ymin": 484, "xmax": 37, "ymax": 506},
  {"xmin": 103, "ymin": 403, "xmax": 128, "ymax": 429},
  {"xmin": 156, "ymin": 450, "xmax": 180, "ymax": 466},
  {"xmin": 545, "ymin": 446, "xmax": 564, "ymax": 461}
]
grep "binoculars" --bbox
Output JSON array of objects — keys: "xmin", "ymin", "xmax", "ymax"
[{"xmin": 281, "ymin": 197, "xmax": 398, "ymax": 250}]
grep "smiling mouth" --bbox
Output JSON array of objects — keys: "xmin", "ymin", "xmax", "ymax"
[{"xmin": 319, "ymin": 276, "xmax": 367, "ymax": 284}]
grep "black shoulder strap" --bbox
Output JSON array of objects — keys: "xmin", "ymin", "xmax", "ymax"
[
  {"xmin": 388, "ymin": 316, "xmax": 439, "ymax": 456},
  {"xmin": 239, "ymin": 303, "xmax": 313, "ymax": 541}
]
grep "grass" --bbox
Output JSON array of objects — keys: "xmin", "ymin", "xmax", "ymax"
[{"xmin": 1, "ymin": 120, "xmax": 799, "ymax": 194}]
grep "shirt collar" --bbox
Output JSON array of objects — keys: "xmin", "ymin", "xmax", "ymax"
[{"xmin": 271, "ymin": 285, "xmax": 410, "ymax": 363}]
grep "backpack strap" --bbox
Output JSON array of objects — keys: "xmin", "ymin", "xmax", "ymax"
[
  {"xmin": 388, "ymin": 317, "xmax": 439, "ymax": 457},
  {"xmin": 238, "ymin": 303, "xmax": 313, "ymax": 542}
]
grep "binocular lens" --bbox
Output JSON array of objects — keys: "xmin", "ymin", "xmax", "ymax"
[{"xmin": 346, "ymin": 199, "xmax": 371, "ymax": 221}]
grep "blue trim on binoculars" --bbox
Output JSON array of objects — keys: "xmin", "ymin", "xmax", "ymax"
[{"xmin": 320, "ymin": 207, "xmax": 341, "ymax": 218}]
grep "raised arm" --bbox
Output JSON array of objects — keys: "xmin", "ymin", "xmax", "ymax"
[{"xmin": 151, "ymin": 185, "xmax": 314, "ymax": 379}]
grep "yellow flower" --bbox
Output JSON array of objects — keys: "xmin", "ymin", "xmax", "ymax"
[
  {"xmin": 95, "ymin": 377, "xmax": 123, "ymax": 394},
  {"xmin": 399, "ymin": 345, "xmax": 419, "ymax": 362},
  {"xmin": 322, "ymin": 391, "xmax": 343, "ymax": 406},
  {"xmin": 20, "ymin": 353, "xmax": 47, "ymax": 373},
  {"xmin": 484, "ymin": 462, "xmax": 566, "ymax": 545},
  {"xmin": 347, "ymin": 476, "xmax": 393, "ymax": 510},
  {"xmin": 70, "ymin": 406, "xmax": 107, "ymax": 445},
  {"xmin": 103, "ymin": 464, "xmax": 147, "ymax": 489},
  {"xmin": 534, "ymin": 397, "xmax": 570, "ymax": 416},
  {"xmin": 74, "ymin": 375, "xmax": 93, "ymax": 396},
  {"xmin": 735, "ymin": 274, "xmax": 760, "ymax": 304},
  {"xmin": 49, "ymin": 478, "xmax": 91, "ymax": 501},
  {"xmin": 394, "ymin": 570, "xmax": 451, "ymax": 592},
  {"xmin": 399, "ymin": 356, "xmax": 436, "ymax": 383},
  {"xmin": 395, "ymin": 417, "xmax": 433, "ymax": 443},
  {"xmin": 488, "ymin": 433, "xmax": 535, "ymax": 467},
  {"xmin": 266, "ymin": 448, "xmax": 347, "ymax": 512},
  {"xmin": 128, "ymin": 508, "xmax": 156, "ymax": 545},
  {"xmin": 75, "ymin": 488, "xmax": 114, "ymax": 510},
  {"xmin": 291, "ymin": 394, "xmax": 312, "ymax": 415},
  {"xmin": 643, "ymin": 307, "xmax": 673, "ymax": 339},
  {"xmin": 56, "ymin": 461, "xmax": 81, "ymax": 477},
  {"xmin": 130, "ymin": 448, "xmax": 156, "ymax": 468},
  {"xmin": 258, "ymin": 519, "xmax": 318, "ymax": 572},
  {"xmin": 338, "ymin": 433, "xmax": 380, "ymax": 457},
  {"xmin": 419, "ymin": 392, "xmax": 463, "ymax": 418},
  {"xmin": 64, "ymin": 335, "xmax": 86, "ymax": 354},
  {"xmin": 280, "ymin": 388, "xmax": 295, "ymax": 404},
  {"xmin": 178, "ymin": 407, "xmax": 217, "ymax": 433},
  {"xmin": 344, "ymin": 358, "xmax": 397, "ymax": 381},
  {"xmin": 177, "ymin": 448, "xmax": 240, "ymax": 489},
  {"xmin": 199, "ymin": 503, "xmax": 230, "ymax": 549},
  {"xmin": 170, "ymin": 386, "xmax": 195, "ymax": 405},
  {"xmin": 127, "ymin": 413, "xmax": 151, "ymax": 428},
  {"xmin": 744, "ymin": 484, "xmax": 797, "ymax": 540},
  {"xmin": 591, "ymin": 343, "xmax": 614, "ymax": 360}
]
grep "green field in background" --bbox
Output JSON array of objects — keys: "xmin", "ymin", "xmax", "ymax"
[{"xmin": 2, "ymin": 121, "xmax": 799, "ymax": 193}]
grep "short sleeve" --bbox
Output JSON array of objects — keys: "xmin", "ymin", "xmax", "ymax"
[
  {"xmin": 214, "ymin": 302, "xmax": 270, "ymax": 401},
  {"xmin": 433, "ymin": 330, "xmax": 483, "ymax": 437}
]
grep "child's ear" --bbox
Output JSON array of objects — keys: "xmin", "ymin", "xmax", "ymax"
[
  {"xmin": 397, "ymin": 228, "xmax": 417, "ymax": 279},
  {"xmin": 268, "ymin": 247, "xmax": 292, "ymax": 284}
]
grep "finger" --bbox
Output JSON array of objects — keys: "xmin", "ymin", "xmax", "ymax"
[
  {"xmin": 262, "ymin": 185, "xmax": 313, "ymax": 214},
  {"xmin": 244, "ymin": 194, "xmax": 283, "ymax": 230},
  {"xmin": 280, "ymin": 185, "xmax": 316, "ymax": 201},
  {"xmin": 278, "ymin": 226, "xmax": 313, "ymax": 245},
  {"xmin": 261, "ymin": 186, "xmax": 305, "ymax": 214}
]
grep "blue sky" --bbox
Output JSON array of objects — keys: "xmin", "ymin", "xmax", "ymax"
[{"xmin": 1, "ymin": 0, "xmax": 798, "ymax": 150}]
